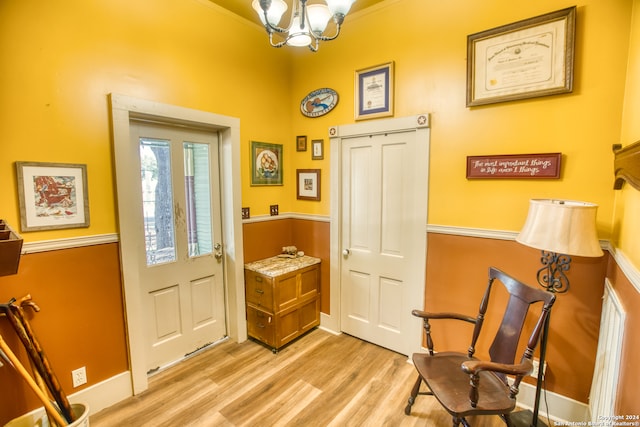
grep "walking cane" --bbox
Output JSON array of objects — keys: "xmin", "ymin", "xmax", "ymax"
[
  {"xmin": 13, "ymin": 297, "xmax": 59, "ymax": 426},
  {"xmin": 1, "ymin": 297, "xmax": 74, "ymax": 423},
  {"xmin": 0, "ymin": 334, "xmax": 68, "ymax": 426}
]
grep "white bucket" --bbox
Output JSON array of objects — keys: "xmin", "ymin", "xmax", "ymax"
[{"xmin": 4, "ymin": 403, "xmax": 89, "ymax": 427}]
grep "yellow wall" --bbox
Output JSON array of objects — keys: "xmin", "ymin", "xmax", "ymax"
[
  {"xmin": 616, "ymin": 0, "xmax": 640, "ymax": 268},
  {"xmin": 289, "ymin": 0, "xmax": 631, "ymax": 234},
  {"xmin": 1, "ymin": 0, "xmax": 639, "ymax": 421},
  {"xmin": 0, "ymin": 0, "xmax": 293, "ymax": 237},
  {"xmin": 1, "ymin": 0, "xmax": 633, "ymax": 238}
]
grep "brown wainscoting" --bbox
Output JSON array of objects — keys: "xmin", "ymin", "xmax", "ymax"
[
  {"xmin": 605, "ymin": 260, "xmax": 640, "ymax": 415},
  {"xmin": 0, "ymin": 242, "xmax": 127, "ymax": 425},
  {"xmin": 242, "ymin": 217, "xmax": 330, "ymax": 314},
  {"xmin": 424, "ymin": 232, "xmax": 609, "ymax": 405}
]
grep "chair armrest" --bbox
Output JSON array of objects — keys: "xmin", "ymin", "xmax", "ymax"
[
  {"xmin": 461, "ymin": 358, "xmax": 533, "ymax": 377},
  {"xmin": 411, "ymin": 309, "xmax": 477, "ymax": 325}
]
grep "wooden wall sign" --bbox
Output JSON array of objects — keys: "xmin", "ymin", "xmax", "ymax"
[{"xmin": 466, "ymin": 153, "xmax": 561, "ymax": 179}]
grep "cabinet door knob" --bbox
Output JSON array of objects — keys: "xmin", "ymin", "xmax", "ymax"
[{"xmin": 342, "ymin": 248, "xmax": 350, "ymax": 256}]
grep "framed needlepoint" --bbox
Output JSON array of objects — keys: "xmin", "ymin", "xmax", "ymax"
[{"xmin": 251, "ymin": 141, "xmax": 283, "ymax": 186}]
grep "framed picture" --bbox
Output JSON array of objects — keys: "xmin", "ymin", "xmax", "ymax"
[
  {"xmin": 296, "ymin": 169, "xmax": 321, "ymax": 201},
  {"xmin": 311, "ymin": 139, "xmax": 324, "ymax": 160},
  {"xmin": 251, "ymin": 141, "xmax": 283, "ymax": 186},
  {"xmin": 15, "ymin": 161, "xmax": 90, "ymax": 231},
  {"xmin": 296, "ymin": 135, "xmax": 307, "ymax": 152},
  {"xmin": 355, "ymin": 61, "xmax": 394, "ymax": 120},
  {"xmin": 466, "ymin": 6, "xmax": 576, "ymax": 107}
]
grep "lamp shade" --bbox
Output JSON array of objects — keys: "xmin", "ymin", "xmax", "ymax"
[
  {"xmin": 516, "ymin": 199, "xmax": 603, "ymax": 257},
  {"xmin": 307, "ymin": 4, "xmax": 332, "ymax": 33}
]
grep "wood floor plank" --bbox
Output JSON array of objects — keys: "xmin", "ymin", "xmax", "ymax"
[{"xmin": 90, "ymin": 329, "xmax": 508, "ymax": 427}]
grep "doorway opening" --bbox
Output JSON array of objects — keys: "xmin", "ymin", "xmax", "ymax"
[{"xmin": 110, "ymin": 94, "xmax": 246, "ymax": 395}]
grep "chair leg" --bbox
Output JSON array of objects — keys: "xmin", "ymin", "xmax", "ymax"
[
  {"xmin": 502, "ymin": 413, "xmax": 513, "ymax": 427},
  {"xmin": 404, "ymin": 375, "xmax": 423, "ymax": 415},
  {"xmin": 453, "ymin": 417, "xmax": 470, "ymax": 427}
]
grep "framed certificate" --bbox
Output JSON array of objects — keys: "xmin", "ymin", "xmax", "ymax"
[
  {"xmin": 355, "ymin": 62, "xmax": 394, "ymax": 120},
  {"xmin": 466, "ymin": 6, "xmax": 576, "ymax": 107}
]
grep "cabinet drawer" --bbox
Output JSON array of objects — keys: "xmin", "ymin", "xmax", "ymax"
[
  {"xmin": 245, "ymin": 271, "xmax": 274, "ymax": 311},
  {"xmin": 247, "ymin": 306, "xmax": 275, "ymax": 347}
]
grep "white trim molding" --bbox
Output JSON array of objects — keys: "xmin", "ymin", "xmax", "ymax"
[
  {"xmin": 608, "ymin": 245, "xmax": 640, "ymax": 293},
  {"xmin": 22, "ymin": 233, "xmax": 119, "ymax": 254},
  {"xmin": 109, "ymin": 93, "xmax": 246, "ymax": 396},
  {"xmin": 427, "ymin": 224, "xmax": 611, "ymax": 255},
  {"xmin": 329, "ymin": 114, "xmax": 431, "ymax": 355},
  {"xmin": 242, "ymin": 212, "xmax": 330, "ymax": 224}
]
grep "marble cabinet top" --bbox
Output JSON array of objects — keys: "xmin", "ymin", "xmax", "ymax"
[{"xmin": 244, "ymin": 255, "xmax": 321, "ymax": 277}]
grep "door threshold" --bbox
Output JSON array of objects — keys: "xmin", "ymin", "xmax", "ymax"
[{"xmin": 147, "ymin": 335, "xmax": 230, "ymax": 377}]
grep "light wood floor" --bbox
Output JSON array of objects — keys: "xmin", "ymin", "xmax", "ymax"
[{"xmin": 90, "ymin": 329, "xmax": 507, "ymax": 427}]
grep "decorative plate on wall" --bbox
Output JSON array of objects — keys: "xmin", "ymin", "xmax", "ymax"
[{"xmin": 300, "ymin": 88, "xmax": 339, "ymax": 118}]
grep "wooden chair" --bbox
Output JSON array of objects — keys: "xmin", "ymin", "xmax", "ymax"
[{"xmin": 404, "ymin": 267, "xmax": 556, "ymax": 427}]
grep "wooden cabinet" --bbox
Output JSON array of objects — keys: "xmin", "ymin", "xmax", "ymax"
[{"xmin": 244, "ymin": 256, "xmax": 320, "ymax": 351}]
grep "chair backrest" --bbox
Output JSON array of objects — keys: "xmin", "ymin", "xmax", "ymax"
[{"xmin": 469, "ymin": 267, "xmax": 556, "ymax": 381}]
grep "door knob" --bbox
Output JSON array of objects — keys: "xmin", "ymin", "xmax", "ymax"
[{"xmin": 342, "ymin": 249, "xmax": 350, "ymax": 256}]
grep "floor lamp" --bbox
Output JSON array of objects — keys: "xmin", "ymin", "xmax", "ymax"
[{"xmin": 513, "ymin": 199, "xmax": 603, "ymax": 427}]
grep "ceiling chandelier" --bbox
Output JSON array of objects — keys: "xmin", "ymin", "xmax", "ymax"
[{"xmin": 252, "ymin": 0, "xmax": 356, "ymax": 52}]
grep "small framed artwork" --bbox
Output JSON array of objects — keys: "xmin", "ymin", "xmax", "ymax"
[
  {"xmin": 296, "ymin": 169, "xmax": 321, "ymax": 201},
  {"xmin": 466, "ymin": 6, "xmax": 576, "ymax": 106},
  {"xmin": 251, "ymin": 141, "xmax": 283, "ymax": 186},
  {"xmin": 16, "ymin": 161, "xmax": 90, "ymax": 231},
  {"xmin": 312, "ymin": 139, "xmax": 324, "ymax": 160},
  {"xmin": 296, "ymin": 135, "xmax": 307, "ymax": 152},
  {"xmin": 355, "ymin": 61, "xmax": 394, "ymax": 120}
]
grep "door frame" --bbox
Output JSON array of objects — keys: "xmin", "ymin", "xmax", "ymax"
[
  {"xmin": 110, "ymin": 94, "xmax": 246, "ymax": 394},
  {"xmin": 327, "ymin": 114, "xmax": 431, "ymax": 356}
]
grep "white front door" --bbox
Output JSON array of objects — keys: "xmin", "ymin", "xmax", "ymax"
[
  {"xmin": 131, "ymin": 121, "xmax": 226, "ymax": 372},
  {"xmin": 338, "ymin": 121, "xmax": 429, "ymax": 356}
]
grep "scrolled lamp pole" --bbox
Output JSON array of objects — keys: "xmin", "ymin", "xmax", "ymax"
[
  {"xmin": 516, "ymin": 199, "xmax": 603, "ymax": 427},
  {"xmin": 537, "ymin": 251, "xmax": 571, "ymax": 294}
]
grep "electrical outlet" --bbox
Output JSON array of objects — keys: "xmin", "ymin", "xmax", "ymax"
[
  {"xmin": 270, "ymin": 204, "xmax": 279, "ymax": 216},
  {"xmin": 72, "ymin": 366, "xmax": 87, "ymax": 388},
  {"xmin": 530, "ymin": 358, "xmax": 547, "ymax": 378}
]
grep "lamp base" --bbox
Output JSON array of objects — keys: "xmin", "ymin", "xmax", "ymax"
[{"xmin": 509, "ymin": 409, "xmax": 548, "ymax": 427}]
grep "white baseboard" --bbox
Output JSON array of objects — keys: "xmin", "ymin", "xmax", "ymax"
[
  {"xmin": 516, "ymin": 381, "xmax": 590, "ymax": 424},
  {"xmin": 68, "ymin": 371, "xmax": 132, "ymax": 416}
]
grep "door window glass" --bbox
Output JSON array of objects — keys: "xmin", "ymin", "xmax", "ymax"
[
  {"xmin": 184, "ymin": 142, "xmax": 213, "ymax": 257},
  {"xmin": 140, "ymin": 138, "xmax": 176, "ymax": 265}
]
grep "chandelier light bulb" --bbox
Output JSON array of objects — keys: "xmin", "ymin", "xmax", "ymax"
[
  {"xmin": 253, "ymin": 0, "xmax": 356, "ymax": 51},
  {"xmin": 252, "ymin": 0, "xmax": 288, "ymax": 27}
]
